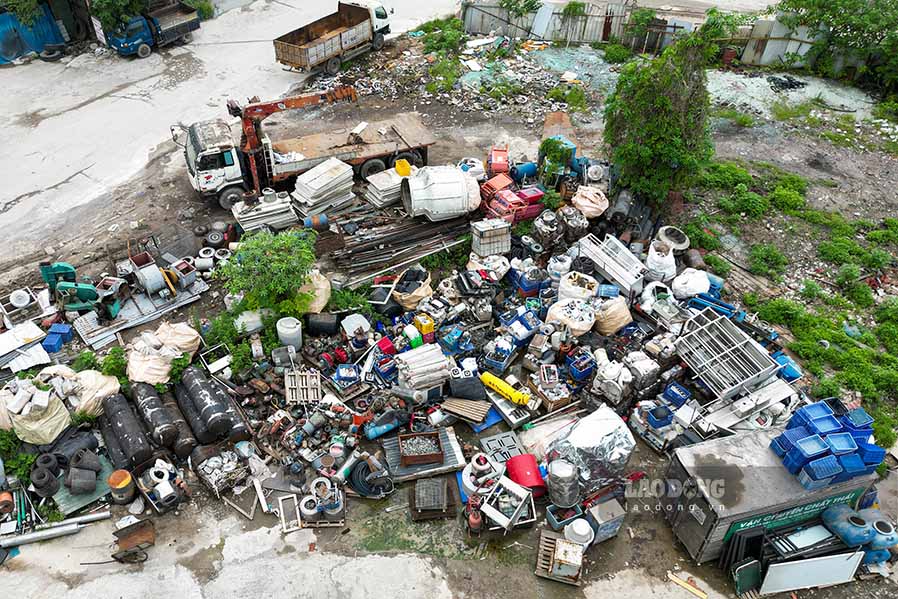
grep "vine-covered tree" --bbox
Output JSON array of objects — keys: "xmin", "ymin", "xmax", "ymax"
[
  {"xmin": 90, "ymin": 0, "xmax": 146, "ymax": 32},
  {"xmin": 603, "ymin": 10, "xmax": 738, "ymax": 206}
]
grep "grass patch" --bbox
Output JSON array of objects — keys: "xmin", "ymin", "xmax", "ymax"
[
  {"xmin": 546, "ymin": 85, "xmax": 589, "ymax": 112},
  {"xmin": 872, "ymin": 98, "xmax": 898, "ymax": 123},
  {"xmin": 421, "ymin": 235, "xmax": 471, "ymax": 272},
  {"xmin": 697, "ymin": 160, "xmax": 752, "ymax": 190},
  {"xmin": 420, "ymin": 17, "xmax": 466, "ymax": 55},
  {"xmin": 683, "ymin": 216, "xmax": 721, "ymax": 251},
  {"xmin": 714, "ymin": 107, "xmax": 755, "ymax": 127},
  {"xmin": 425, "ymin": 58, "xmax": 462, "ymax": 93},
  {"xmin": 481, "ymin": 77, "xmax": 523, "ymax": 101},
  {"xmin": 769, "ymin": 186, "xmax": 805, "ymax": 211},
  {"xmin": 749, "ymin": 243, "xmax": 788, "ymax": 278},
  {"xmin": 771, "ymin": 99, "xmax": 814, "ymax": 121},
  {"xmin": 703, "ymin": 254, "xmax": 732, "ymax": 277},
  {"xmin": 717, "ymin": 183, "xmax": 769, "ymax": 218},
  {"xmin": 751, "ymin": 162, "xmax": 809, "ymax": 195}
]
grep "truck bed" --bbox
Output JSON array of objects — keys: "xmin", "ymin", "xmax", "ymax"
[
  {"xmin": 274, "ymin": 2, "xmax": 371, "ymax": 69},
  {"xmin": 267, "ymin": 113, "xmax": 436, "ymax": 178},
  {"xmin": 149, "ymin": 2, "xmax": 200, "ymax": 46}
]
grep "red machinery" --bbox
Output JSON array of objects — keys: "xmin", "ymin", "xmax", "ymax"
[
  {"xmin": 487, "ymin": 188, "xmax": 545, "ymax": 224},
  {"xmin": 487, "ymin": 145, "xmax": 509, "ymax": 177},
  {"xmin": 227, "ymin": 86, "xmax": 359, "ymax": 194}
]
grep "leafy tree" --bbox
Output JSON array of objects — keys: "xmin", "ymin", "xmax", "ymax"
[
  {"xmin": 604, "ymin": 10, "xmax": 739, "ymax": 205},
  {"xmin": 90, "ymin": 0, "xmax": 146, "ymax": 32},
  {"xmin": 499, "ymin": 0, "xmax": 542, "ymax": 19},
  {"xmin": 777, "ymin": 0, "xmax": 898, "ymax": 93},
  {"xmin": 214, "ymin": 230, "xmax": 318, "ymax": 317}
]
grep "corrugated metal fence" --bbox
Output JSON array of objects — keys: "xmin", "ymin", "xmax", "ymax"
[
  {"xmin": 0, "ymin": 3, "xmax": 64, "ymax": 64},
  {"xmin": 461, "ymin": 1, "xmax": 630, "ymax": 44}
]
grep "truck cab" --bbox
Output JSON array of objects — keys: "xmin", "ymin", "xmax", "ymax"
[
  {"xmin": 363, "ymin": 1, "xmax": 392, "ymax": 34},
  {"xmin": 108, "ymin": 17, "xmax": 155, "ymax": 57},
  {"xmin": 172, "ymin": 120, "xmax": 247, "ymax": 209}
]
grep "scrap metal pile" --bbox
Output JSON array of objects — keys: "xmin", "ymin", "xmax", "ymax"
[{"xmin": 1, "ymin": 107, "xmax": 895, "ymax": 592}]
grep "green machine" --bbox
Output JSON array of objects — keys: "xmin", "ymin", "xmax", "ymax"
[{"xmin": 39, "ymin": 262, "xmax": 127, "ymax": 318}]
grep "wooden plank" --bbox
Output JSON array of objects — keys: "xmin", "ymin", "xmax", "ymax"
[{"xmin": 667, "ymin": 571, "xmax": 709, "ymax": 599}]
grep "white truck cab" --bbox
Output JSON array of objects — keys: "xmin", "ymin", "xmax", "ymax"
[
  {"xmin": 350, "ymin": 1, "xmax": 393, "ymax": 34},
  {"xmin": 171, "ymin": 120, "xmax": 247, "ymax": 209}
]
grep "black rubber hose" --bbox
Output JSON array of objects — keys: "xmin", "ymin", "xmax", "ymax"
[{"xmin": 348, "ymin": 461, "xmax": 393, "ymax": 499}]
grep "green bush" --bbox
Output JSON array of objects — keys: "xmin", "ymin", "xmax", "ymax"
[
  {"xmin": 683, "ymin": 218, "xmax": 721, "ymax": 250},
  {"xmin": 703, "ymin": 254, "xmax": 732, "ymax": 277},
  {"xmin": 602, "ymin": 43, "xmax": 633, "ymax": 63},
  {"xmin": 421, "ymin": 18, "xmax": 466, "ymax": 55},
  {"xmin": 846, "ymin": 282, "xmax": 874, "ymax": 308},
  {"xmin": 812, "ymin": 377, "xmax": 841, "ymax": 399},
  {"xmin": 697, "ymin": 161, "xmax": 753, "ymax": 190},
  {"xmin": 872, "ymin": 98, "xmax": 898, "ymax": 122},
  {"xmin": 770, "ymin": 186, "xmax": 805, "ymax": 211},
  {"xmin": 184, "ymin": 0, "xmax": 214, "ymax": 20},
  {"xmin": 753, "ymin": 162, "xmax": 809, "ymax": 195},
  {"xmin": 871, "ymin": 407, "xmax": 897, "ymax": 450},
  {"xmin": 818, "ymin": 237, "xmax": 865, "ymax": 265},
  {"xmin": 863, "ymin": 248, "xmax": 892, "ymax": 270},
  {"xmin": 546, "ymin": 85, "xmax": 589, "ymax": 112},
  {"xmin": 800, "ymin": 279, "xmax": 824, "ymax": 300},
  {"xmin": 749, "ymin": 243, "xmax": 788, "ymax": 278},
  {"xmin": 72, "ymin": 350, "xmax": 100, "ymax": 372},
  {"xmin": 426, "ymin": 58, "xmax": 462, "ymax": 93},
  {"xmin": 876, "ymin": 298, "xmax": 898, "ymax": 324},
  {"xmin": 876, "ymin": 322, "xmax": 898, "ymax": 354},
  {"xmin": 835, "ymin": 263, "xmax": 861, "ymax": 288},
  {"xmin": 719, "ymin": 183, "xmax": 769, "ymax": 218}
]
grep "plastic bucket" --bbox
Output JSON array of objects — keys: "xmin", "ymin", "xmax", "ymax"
[{"xmin": 108, "ymin": 469, "xmax": 136, "ymax": 505}]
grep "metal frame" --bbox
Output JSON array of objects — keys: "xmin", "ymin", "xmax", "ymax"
[
  {"xmin": 675, "ymin": 308, "xmax": 778, "ymax": 401},
  {"xmin": 578, "ymin": 233, "xmax": 646, "ymax": 295}
]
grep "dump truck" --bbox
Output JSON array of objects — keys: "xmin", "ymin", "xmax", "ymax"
[
  {"xmin": 107, "ymin": 1, "xmax": 200, "ymax": 58},
  {"xmin": 171, "ymin": 85, "xmax": 437, "ymax": 209},
  {"xmin": 273, "ymin": 1, "xmax": 392, "ymax": 75}
]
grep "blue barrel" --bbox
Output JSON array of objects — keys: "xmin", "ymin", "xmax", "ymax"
[
  {"xmin": 510, "ymin": 161, "xmax": 538, "ymax": 182},
  {"xmin": 858, "ymin": 509, "xmax": 898, "ymax": 550},
  {"xmin": 822, "ymin": 505, "xmax": 876, "ymax": 547}
]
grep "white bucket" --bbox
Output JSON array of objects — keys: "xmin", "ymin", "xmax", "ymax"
[{"xmin": 277, "ymin": 317, "xmax": 302, "ymax": 349}]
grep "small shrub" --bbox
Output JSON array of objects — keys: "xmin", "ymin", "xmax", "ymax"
[
  {"xmin": 770, "ymin": 186, "xmax": 805, "ymax": 211},
  {"xmin": 697, "ymin": 161, "xmax": 752, "ymax": 190},
  {"xmin": 742, "ymin": 292, "xmax": 760, "ymax": 309},
  {"xmin": 872, "ymin": 99, "xmax": 898, "ymax": 123},
  {"xmin": 427, "ymin": 58, "xmax": 462, "ymax": 93},
  {"xmin": 703, "ymin": 254, "xmax": 732, "ymax": 277},
  {"xmin": 602, "ymin": 43, "xmax": 633, "ymax": 63},
  {"xmin": 875, "ymin": 322, "xmax": 898, "ymax": 354},
  {"xmin": 871, "ymin": 407, "xmax": 897, "ymax": 450},
  {"xmin": 771, "ymin": 100, "xmax": 814, "ymax": 121},
  {"xmin": 546, "ymin": 85, "xmax": 589, "ymax": 112},
  {"xmin": 846, "ymin": 282, "xmax": 874, "ymax": 308},
  {"xmin": 835, "ymin": 263, "xmax": 861, "ymax": 288},
  {"xmin": 72, "ymin": 350, "xmax": 100, "ymax": 372},
  {"xmin": 420, "ymin": 17, "xmax": 466, "ymax": 55},
  {"xmin": 812, "ymin": 377, "xmax": 841, "ymax": 399},
  {"xmin": 540, "ymin": 190, "xmax": 563, "ymax": 210},
  {"xmin": 184, "ymin": 0, "xmax": 213, "ymax": 19},
  {"xmin": 168, "ymin": 352, "xmax": 192, "ymax": 383},
  {"xmin": 876, "ymin": 298, "xmax": 898, "ymax": 325},
  {"xmin": 818, "ymin": 237, "xmax": 864, "ymax": 265},
  {"xmin": 683, "ymin": 219, "xmax": 721, "ymax": 251},
  {"xmin": 862, "ymin": 248, "xmax": 892, "ymax": 270},
  {"xmin": 749, "ymin": 243, "xmax": 788, "ymax": 278},
  {"xmin": 720, "ymin": 183, "xmax": 768, "ymax": 218},
  {"xmin": 801, "ymin": 280, "xmax": 824, "ymax": 300}
]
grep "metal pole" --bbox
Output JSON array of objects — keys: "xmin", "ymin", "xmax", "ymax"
[
  {"xmin": 35, "ymin": 511, "xmax": 112, "ymax": 530},
  {"xmin": 0, "ymin": 524, "xmax": 84, "ymax": 548}
]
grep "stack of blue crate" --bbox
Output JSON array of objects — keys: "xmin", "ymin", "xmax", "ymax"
[{"xmin": 772, "ymin": 402, "xmax": 886, "ymax": 488}]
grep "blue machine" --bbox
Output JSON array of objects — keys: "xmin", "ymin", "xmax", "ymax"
[
  {"xmin": 687, "ymin": 293, "xmax": 746, "ymax": 322},
  {"xmin": 108, "ymin": 3, "xmax": 200, "ymax": 58},
  {"xmin": 772, "ymin": 350, "xmax": 802, "ymax": 382}
]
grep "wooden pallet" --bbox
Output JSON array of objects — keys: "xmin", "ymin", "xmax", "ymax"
[
  {"xmin": 534, "ymin": 529, "xmax": 582, "ymax": 586},
  {"xmin": 284, "ymin": 368, "xmax": 322, "ymax": 404},
  {"xmin": 441, "ymin": 398, "xmax": 492, "ymax": 423}
]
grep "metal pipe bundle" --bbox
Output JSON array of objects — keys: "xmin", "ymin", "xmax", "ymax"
[
  {"xmin": 160, "ymin": 392, "xmax": 198, "ymax": 458},
  {"xmin": 101, "ymin": 394, "xmax": 152, "ymax": 469},
  {"xmin": 394, "ymin": 344, "xmax": 451, "ymax": 390},
  {"xmin": 181, "ymin": 366, "xmax": 231, "ymax": 436},
  {"xmin": 173, "ymin": 383, "xmax": 217, "ymax": 445},
  {"xmin": 132, "ymin": 383, "xmax": 178, "ymax": 447}
]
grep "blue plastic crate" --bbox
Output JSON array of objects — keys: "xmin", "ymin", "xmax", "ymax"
[
  {"xmin": 808, "ymin": 414, "xmax": 842, "ymax": 436},
  {"xmin": 48, "ymin": 323, "xmax": 73, "ymax": 343},
  {"xmin": 782, "ymin": 453, "xmax": 806, "ymax": 474},
  {"xmin": 779, "ymin": 426, "xmax": 811, "ymax": 452},
  {"xmin": 857, "ymin": 442, "xmax": 886, "ymax": 466},
  {"xmin": 770, "ymin": 437, "xmax": 787, "ymax": 457},
  {"xmin": 647, "ymin": 406, "xmax": 673, "ymax": 429},
  {"xmin": 798, "ymin": 468, "xmax": 835, "ymax": 491},
  {"xmin": 804, "ymin": 454, "xmax": 842, "ymax": 480},
  {"xmin": 826, "ymin": 432, "xmax": 858, "ymax": 455},
  {"xmin": 597, "ymin": 284, "xmax": 620, "ymax": 298},
  {"xmin": 662, "ymin": 382, "xmax": 691, "ymax": 408},
  {"xmin": 799, "ymin": 401, "xmax": 835, "ymax": 421},
  {"xmin": 41, "ymin": 333, "xmax": 63, "ymax": 354},
  {"xmin": 859, "ymin": 487, "xmax": 878, "ymax": 510},
  {"xmin": 833, "ymin": 453, "xmax": 866, "ymax": 483},
  {"xmin": 789, "ymin": 434, "xmax": 829, "ymax": 461},
  {"xmin": 845, "ymin": 407, "xmax": 874, "ymax": 429}
]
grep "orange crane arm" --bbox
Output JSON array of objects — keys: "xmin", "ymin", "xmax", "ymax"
[{"xmin": 227, "ymin": 85, "xmax": 358, "ymax": 194}]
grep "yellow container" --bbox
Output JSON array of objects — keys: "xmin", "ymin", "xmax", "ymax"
[{"xmin": 394, "ymin": 159, "xmax": 411, "ymax": 177}]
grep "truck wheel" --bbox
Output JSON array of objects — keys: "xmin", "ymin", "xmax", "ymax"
[
  {"xmin": 324, "ymin": 57, "xmax": 341, "ymax": 76},
  {"xmin": 218, "ymin": 187, "xmax": 243, "ymax": 210},
  {"xmin": 137, "ymin": 44, "xmax": 152, "ymax": 59},
  {"xmin": 180, "ymin": 33, "xmax": 193, "ymax": 44},
  {"xmin": 391, "ymin": 151, "xmax": 423, "ymax": 168},
  {"xmin": 360, "ymin": 158, "xmax": 386, "ymax": 181},
  {"xmin": 372, "ymin": 33, "xmax": 385, "ymax": 51}
]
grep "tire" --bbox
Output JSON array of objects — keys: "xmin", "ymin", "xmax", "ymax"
[
  {"xmin": 390, "ymin": 151, "xmax": 423, "ymax": 168},
  {"xmin": 137, "ymin": 43, "xmax": 152, "ymax": 59},
  {"xmin": 360, "ymin": 158, "xmax": 387, "ymax": 180},
  {"xmin": 205, "ymin": 231, "xmax": 225, "ymax": 249},
  {"xmin": 217, "ymin": 187, "xmax": 243, "ymax": 210},
  {"xmin": 180, "ymin": 33, "xmax": 193, "ymax": 44},
  {"xmin": 372, "ymin": 32, "xmax": 385, "ymax": 51},
  {"xmin": 324, "ymin": 57, "xmax": 341, "ymax": 76},
  {"xmin": 39, "ymin": 49, "xmax": 63, "ymax": 62}
]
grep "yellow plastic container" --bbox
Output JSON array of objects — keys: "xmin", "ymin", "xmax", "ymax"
[{"xmin": 394, "ymin": 159, "xmax": 411, "ymax": 177}]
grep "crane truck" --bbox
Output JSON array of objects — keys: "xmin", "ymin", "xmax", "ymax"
[{"xmin": 171, "ymin": 85, "xmax": 436, "ymax": 209}]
